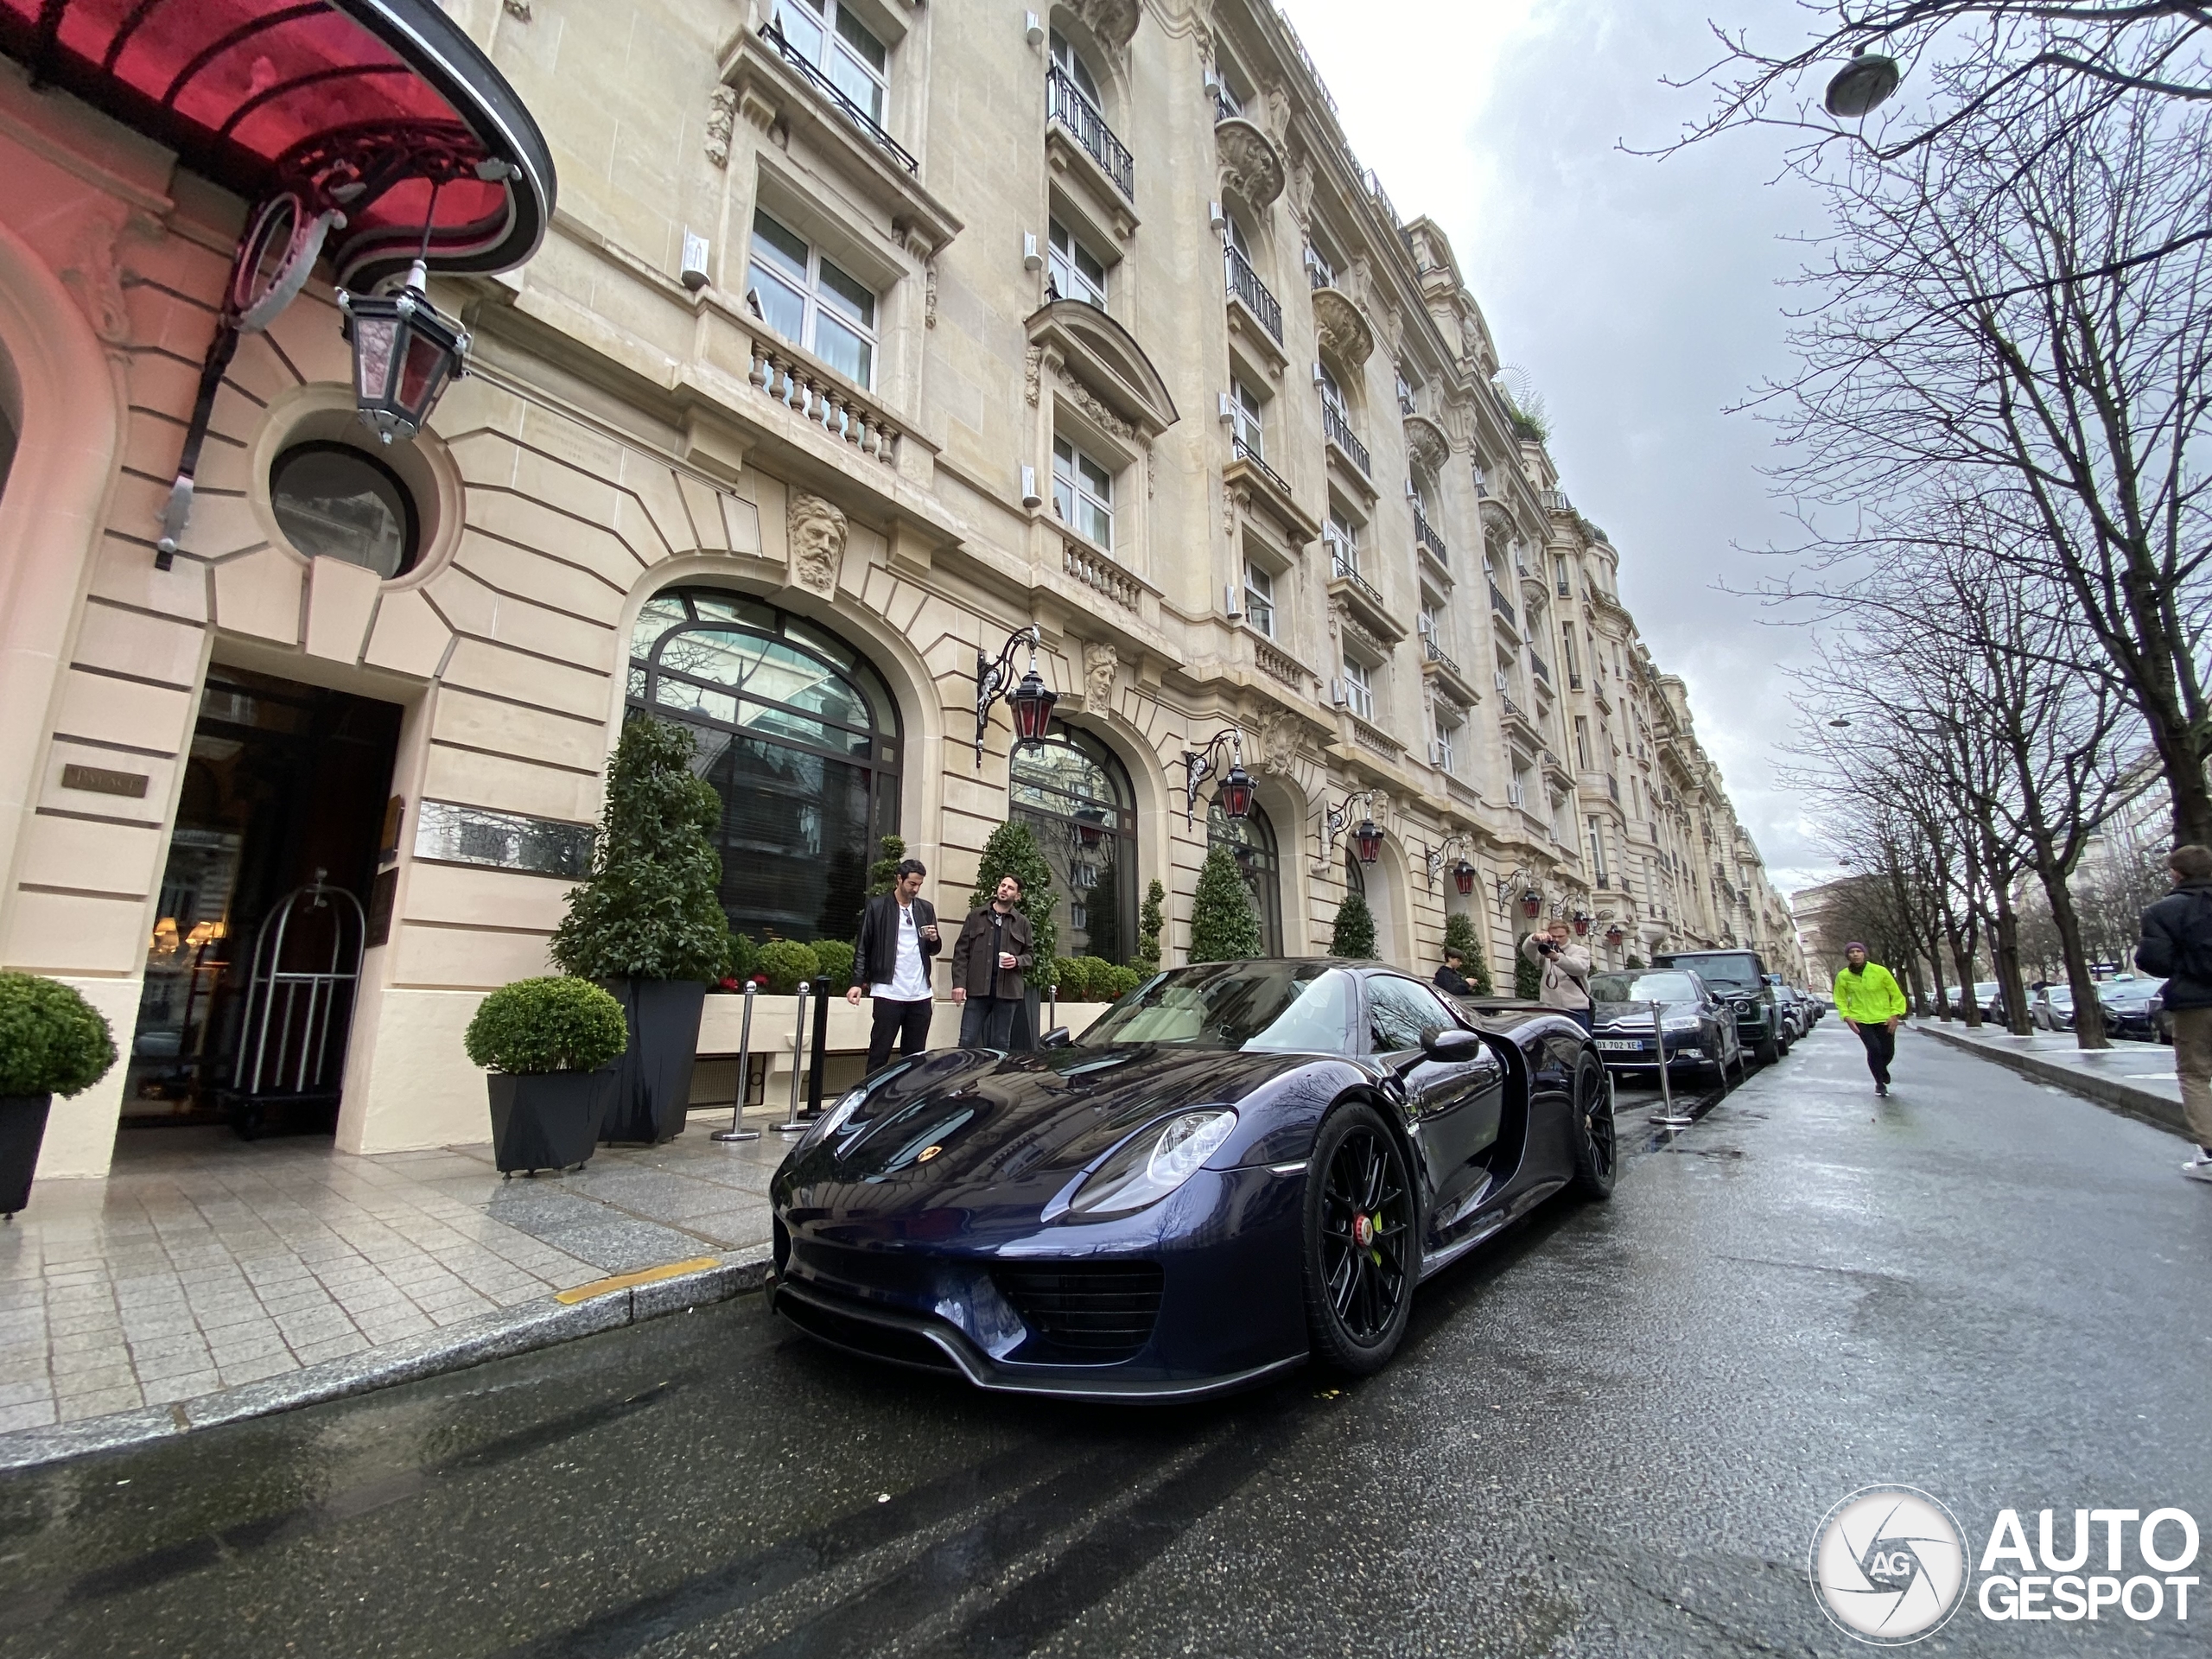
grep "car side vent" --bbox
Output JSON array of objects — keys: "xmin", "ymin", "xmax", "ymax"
[{"xmin": 994, "ymin": 1261, "xmax": 1164, "ymax": 1363}]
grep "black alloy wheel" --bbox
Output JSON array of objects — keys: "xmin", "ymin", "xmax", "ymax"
[
  {"xmin": 1301, "ymin": 1103, "xmax": 1416, "ymax": 1374},
  {"xmin": 1570, "ymin": 1054, "xmax": 1615, "ymax": 1198}
]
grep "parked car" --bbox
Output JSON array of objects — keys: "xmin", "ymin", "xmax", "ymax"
[
  {"xmin": 2149, "ymin": 989, "xmax": 2171, "ymax": 1044},
  {"xmin": 2101, "ymin": 976, "xmax": 2166, "ymax": 1042},
  {"xmin": 1587, "ymin": 968, "xmax": 1744, "ymax": 1083},
  {"xmin": 768, "ymin": 958, "xmax": 1613, "ymax": 1397},
  {"xmin": 1652, "ymin": 950, "xmax": 1787, "ymax": 1063},
  {"xmin": 1773, "ymin": 981, "xmax": 1814, "ymax": 1039},
  {"xmin": 2030, "ymin": 984, "xmax": 2076, "ymax": 1031},
  {"xmin": 1948, "ymin": 981, "xmax": 2001, "ymax": 1020}
]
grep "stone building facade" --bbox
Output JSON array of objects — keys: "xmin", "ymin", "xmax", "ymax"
[{"xmin": 0, "ymin": 0, "xmax": 1796, "ymax": 1182}]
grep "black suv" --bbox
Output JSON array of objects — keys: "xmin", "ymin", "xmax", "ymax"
[{"xmin": 1653, "ymin": 950, "xmax": 1787, "ymax": 1064}]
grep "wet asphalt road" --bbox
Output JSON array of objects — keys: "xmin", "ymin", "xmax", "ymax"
[{"xmin": 7, "ymin": 1023, "xmax": 2212, "ymax": 1658}]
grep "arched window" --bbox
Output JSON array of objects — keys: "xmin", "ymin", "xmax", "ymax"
[
  {"xmin": 628, "ymin": 588, "xmax": 900, "ymax": 944},
  {"xmin": 1208, "ymin": 798, "xmax": 1281, "ymax": 957},
  {"xmin": 1011, "ymin": 721, "xmax": 1135, "ymax": 963}
]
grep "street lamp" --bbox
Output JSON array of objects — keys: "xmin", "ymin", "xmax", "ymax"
[
  {"xmin": 337, "ymin": 257, "xmax": 472, "ymax": 444},
  {"xmin": 1181, "ymin": 728, "xmax": 1255, "ymax": 828},
  {"xmin": 1421, "ymin": 832, "xmax": 1480, "ymax": 894},
  {"xmin": 1824, "ymin": 49, "xmax": 1902, "ymax": 118},
  {"xmin": 1318, "ymin": 788, "xmax": 1377, "ymax": 865},
  {"xmin": 974, "ymin": 626, "xmax": 1057, "ymax": 766}
]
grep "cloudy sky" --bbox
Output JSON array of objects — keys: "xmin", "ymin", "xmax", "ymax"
[{"xmin": 1274, "ymin": 0, "xmax": 1839, "ymax": 894}]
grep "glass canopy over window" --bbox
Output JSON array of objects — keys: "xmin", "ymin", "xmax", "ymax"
[{"xmin": 629, "ymin": 588, "xmax": 900, "ymax": 944}]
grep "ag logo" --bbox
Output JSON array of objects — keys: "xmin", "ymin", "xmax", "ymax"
[{"xmin": 1809, "ymin": 1485, "xmax": 1969, "ymax": 1645}]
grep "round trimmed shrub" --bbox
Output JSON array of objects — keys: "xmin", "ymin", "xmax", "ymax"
[
  {"xmin": 0, "ymin": 973, "xmax": 117, "ymax": 1097},
  {"xmin": 465, "ymin": 977, "xmax": 628, "ymax": 1075},
  {"xmin": 808, "ymin": 939, "xmax": 855, "ymax": 989},
  {"xmin": 1096, "ymin": 964, "xmax": 1142, "ymax": 1001},
  {"xmin": 755, "ymin": 939, "xmax": 822, "ymax": 995}
]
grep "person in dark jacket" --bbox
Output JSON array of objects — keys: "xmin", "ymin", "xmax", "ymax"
[
  {"xmin": 844, "ymin": 859, "xmax": 940, "ymax": 1073},
  {"xmin": 950, "ymin": 874, "xmax": 1034, "ymax": 1049},
  {"xmin": 1433, "ymin": 947, "xmax": 1474, "ymax": 999},
  {"xmin": 2135, "ymin": 842, "xmax": 2212, "ymax": 1180}
]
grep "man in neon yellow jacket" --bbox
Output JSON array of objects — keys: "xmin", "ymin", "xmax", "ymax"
[{"xmin": 1834, "ymin": 941, "xmax": 1909, "ymax": 1096}]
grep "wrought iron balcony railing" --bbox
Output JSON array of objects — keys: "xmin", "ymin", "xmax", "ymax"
[
  {"xmin": 1413, "ymin": 504, "xmax": 1446, "ymax": 565},
  {"xmin": 1321, "ymin": 399, "xmax": 1370, "ymax": 474},
  {"xmin": 1046, "ymin": 64, "xmax": 1133, "ymax": 199},
  {"xmin": 1231, "ymin": 437, "xmax": 1293, "ymax": 501},
  {"xmin": 1489, "ymin": 580, "xmax": 1517, "ymax": 629},
  {"xmin": 1225, "ymin": 245, "xmax": 1283, "ymax": 344},
  {"xmin": 1530, "ymin": 649, "xmax": 1552, "ymax": 687},
  {"xmin": 761, "ymin": 23, "xmax": 918, "ymax": 174}
]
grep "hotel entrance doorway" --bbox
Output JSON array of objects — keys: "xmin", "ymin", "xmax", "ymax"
[{"xmin": 123, "ymin": 667, "xmax": 402, "ymax": 1140}]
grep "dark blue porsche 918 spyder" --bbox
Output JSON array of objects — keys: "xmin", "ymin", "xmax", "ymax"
[{"xmin": 766, "ymin": 958, "xmax": 1613, "ymax": 1400}]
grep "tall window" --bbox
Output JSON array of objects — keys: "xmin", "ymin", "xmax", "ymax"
[
  {"xmin": 1574, "ymin": 715, "xmax": 1592, "ymax": 770},
  {"xmin": 1317, "ymin": 363, "xmax": 1347, "ymax": 418},
  {"xmin": 1560, "ymin": 625, "xmax": 1578, "ymax": 680},
  {"xmin": 1305, "ymin": 242, "xmax": 1335, "ymax": 288},
  {"xmin": 1395, "ymin": 368, "xmax": 1417, "ymax": 415},
  {"xmin": 1417, "ymin": 596, "xmax": 1440, "ymax": 648},
  {"xmin": 1052, "ymin": 435, "xmax": 1114, "ymax": 546},
  {"xmin": 1209, "ymin": 798, "xmax": 1282, "ymax": 956},
  {"xmin": 628, "ymin": 588, "xmax": 900, "ymax": 944},
  {"xmin": 1012, "ymin": 721, "xmax": 1135, "ymax": 962},
  {"xmin": 1471, "ymin": 458, "xmax": 1489, "ymax": 498},
  {"xmin": 1434, "ymin": 710, "xmax": 1459, "ymax": 775},
  {"xmin": 1048, "ymin": 218, "xmax": 1107, "ymax": 308},
  {"xmin": 1325, "ymin": 509, "xmax": 1359, "ymax": 579},
  {"xmin": 1230, "ymin": 378, "xmax": 1266, "ymax": 458},
  {"xmin": 1554, "ymin": 554, "xmax": 1572, "ymax": 597},
  {"xmin": 1243, "ymin": 561, "xmax": 1276, "ymax": 638},
  {"xmin": 747, "ymin": 210, "xmax": 877, "ymax": 387},
  {"xmin": 772, "ymin": 0, "xmax": 888, "ymax": 122},
  {"xmin": 1341, "ymin": 658, "xmax": 1374, "ymax": 721},
  {"xmin": 1587, "ymin": 817, "xmax": 1608, "ymax": 886},
  {"xmin": 1049, "ymin": 29, "xmax": 1103, "ymax": 108}
]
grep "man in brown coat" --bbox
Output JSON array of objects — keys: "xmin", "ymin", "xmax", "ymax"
[
  {"xmin": 951, "ymin": 874, "xmax": 1035, "ymax": 1049},
  {"xmin": 1521, "ymin": 919, "xmax": 1593, "ymax": 1031}
]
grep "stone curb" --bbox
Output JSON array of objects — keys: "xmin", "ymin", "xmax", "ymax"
[
  {"xmin": 0, "ymin": 1246, "xmax": 776, "ymax": 1475},
  {"xmin": 1912, "ymin": 1023, "xmax": 2187, "ymax": 1136}
]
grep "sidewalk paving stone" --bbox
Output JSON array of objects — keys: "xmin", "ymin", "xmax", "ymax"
[{"xmin": 0, "ymin": 1107, "xmax": 785, "ymax": 1469}]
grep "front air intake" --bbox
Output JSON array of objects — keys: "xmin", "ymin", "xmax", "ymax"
[{"xmin": 994, "ymin": 1261, "xmax": 1164, "ymax": 1363}]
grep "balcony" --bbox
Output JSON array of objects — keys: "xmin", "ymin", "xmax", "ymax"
[
  {"xmin": 1231, "ymin": 437, "xmax": 1292, "ymax": 503},
  {"xmin": 1047, "ymin": 64, "xmax": 1134, "ymax": 201},
  {"xmin": 1529, "ymin": 649, "xmax": 1553, "ymax": 690},
  {"xmin": 1413, "ymin": 504, "xmax": 1447, "ymax": 569},
  {"xmin": 1225, "ymin": 245, "xmax": 1284, "ymax": 345},
  {"xmin": 759, "ymin": 22, "xmax": 918, "ymax": 173},
  {"xmin": 1328, "ymin": 554, "xmax": 1399, "ymax": 641},
  {"xmin": 1539, "ymin": 487, "xmax": 1573, "ymax": 514},
  {"xmin": 1489, "ymin": 579, "xmax": 1518, "ymax": 633},
  {"xmin": 1421, "ymin": 634, "xmax": 1479, "ymax": 705},
  {"xmin": 1321, "ymin": 399, "xmax": 1370, "ymax": 475}
]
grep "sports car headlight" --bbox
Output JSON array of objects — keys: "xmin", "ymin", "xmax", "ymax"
[
  {"xmin": 797, "ymin": 1085, "xmax": 868, "ymax": 1154},
  {"xmin": 1065, "ymin": 1109, "xmax": 1236, "ymax": 1219}
]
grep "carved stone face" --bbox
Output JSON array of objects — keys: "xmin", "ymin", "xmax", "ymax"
[
  {"xmin": 788, "ymin": 493, "xmax": 847, "ymax": 591},
  {"xmin": 1084, "ymin": 642, "xmax": 1117, "ymax": 706}
]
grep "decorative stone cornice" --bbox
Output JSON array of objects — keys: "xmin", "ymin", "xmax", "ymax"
[
  {"xmin": 1310, "ymin": 285, "xmax": 1373, "ymax": 368},
  {"xmin": 1403, "ymin": 413, "xmax": 1449, "ymax": 474},
  {"xmin": 1215, "ymin": 117, "xmax": 1285, "ymax": 210}
]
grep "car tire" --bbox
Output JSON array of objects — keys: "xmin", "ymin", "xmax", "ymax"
[
  {"xmin": 1570, "ymin": 1053, "xmax": 1616, "ymax": 1199},
  {"xmin": 1755, "ymin": 1032, "xmax": 1782, "ymax": 1065},
  {"xmin": 1301, "ymin": 1102, "xmax": 1417, "ymax": 1376}
]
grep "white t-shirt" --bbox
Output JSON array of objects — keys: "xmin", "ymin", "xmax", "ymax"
[{"xmin": 871, "ymin": 902, "xmax": 931, "ymax": 1002}]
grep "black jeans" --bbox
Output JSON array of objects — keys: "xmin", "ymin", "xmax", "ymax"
[
  {"xmin": 958, "ymin": 995, "xmax": 1020, "ymax": 1049},
  {"xmin": 866, "ymin": 997, "xmax": 935, "ymax": 1072},
  {"xmin": 1854, "ymin": 1021, "xmax": 1896, "ymax": 1085}
]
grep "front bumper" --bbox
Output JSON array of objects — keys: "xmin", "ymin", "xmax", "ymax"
[{"xmin": 1591, "ymin": 1029, "xmax": 1710, "ymax": 1068}]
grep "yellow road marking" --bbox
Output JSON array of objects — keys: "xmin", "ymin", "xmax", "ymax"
[{"xmin": 555, "ymin": 1255, "xmax": 722, "ymax": 1305}]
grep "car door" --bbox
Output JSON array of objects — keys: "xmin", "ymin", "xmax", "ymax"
[{"xmin": 1362, "ymin": 973, "xmax": 1504, "ymax": 1224}]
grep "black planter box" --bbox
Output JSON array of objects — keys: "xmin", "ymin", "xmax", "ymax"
[
  {"xmin": 0, "ymin": 1094, "xmax": 53, "ymax": 1218},
  {"xmin": 487, "ymin": 1070, "xmax": 615, "ymax": 1174},
  {"xmin": 598, "ymin": 978, "xmax": 707, "ymax": 1144}
]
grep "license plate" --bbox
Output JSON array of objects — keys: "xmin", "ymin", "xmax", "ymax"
[{"xmin": 1596, "ymin": 1039, "xmax": 1645, "ymax": 1052}]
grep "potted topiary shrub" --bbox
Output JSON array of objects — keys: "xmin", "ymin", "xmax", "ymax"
[
  {"xmin": 464, "ymin": 976, "xmax": 629, "ymax": 1175},
  {"xmin": 1330, "ymin": 890, "xmax": 1377, "ymax": 959},
  {"xmin": 754, "ymin": 940, "xmax": 822, "ymax": 995},
  {"xmin": 0, "ymin": 973, "xmax": 118, "ymax": 1217},
  {"xmin": 1190, "ymin": 844, "xmax": 1262, "ymax": 963},
  {"xmin": 550, "ymin": 719, "xmax": 732, "ymax": 1145}
]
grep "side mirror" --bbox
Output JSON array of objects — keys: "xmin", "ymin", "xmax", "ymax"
[
  {"xmin": 1421, "ymin": 1027, "xmax": 1483, "ymax": 1063},
  {"xmin": 1039, "ymin": 1026, "xmax": 1072, "ymax": 1049}
]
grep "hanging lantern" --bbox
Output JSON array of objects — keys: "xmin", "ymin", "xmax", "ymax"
[
  {"xmin": 1605, "ymin": 925, "xmax": 1625, "ymax": 944},
  {"xmin": 1007, "ymin": 660, "xmax": 1058, "ymax": 743},
  {"xmin": 1520, "ymin": 888, "xmax": 1542, "ymax": 918},
  {"xmin": 1353, "ymin": 818, "xmax": 1383, "ymax": 864},
  {"xmin": 1217, "ymin": 760, "xmax": 1256, "ymax": 822},
  {"xmin": 1573, "ymin": 912, "xmax": 1591, "ymax": 937},
  {"xmin": 1452, "ymin": 859, "xmax": 1476, "ymax": 897},
  {"xmin": 337, "ymin": 260, "xmax": 470, "ymax": 445}
]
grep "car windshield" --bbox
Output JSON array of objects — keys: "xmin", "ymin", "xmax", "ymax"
[
  {"xmin": 1591, "ymin": 971, "xmax": 1700, "ymax": 1004},
  {"xmin": 1077, "ymin": 962, "xmax": 1354, "ymax": 1052},
  {"xmin": 1669, "ymin": 956, "xmax": 1760, "ymax": 992}
]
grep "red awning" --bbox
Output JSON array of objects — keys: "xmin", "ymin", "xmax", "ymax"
[{"xmin": 0, "ymin": 0, "xmax": 551, "ymax": 286}]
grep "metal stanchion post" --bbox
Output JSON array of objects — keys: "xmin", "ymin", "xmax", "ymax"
[
  {"xmin": 712, "ymin": 983, "xmax": 760, "ymax": 1143},
  {"xmin": 1649, "ymin": 999, "xmax": 1693, "ymax": 1128},
  {"xmin": 773, "ymin": 981, "xmax": 812, "ymax": 1134},
  {"xmin": 804, "ymin": 976, "xmax": 830, "ymax": 1116},
  {"xmin": 1049, "ymin": 982, "xmax": 1058, "ymax": 1030}
]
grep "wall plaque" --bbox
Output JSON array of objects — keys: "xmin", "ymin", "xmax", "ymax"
[
  {"xmin": 378, "ymin": 795, "xmax": 405, "ymax": 863},
  {"xmin": 60, "ymin": 763, "xmax": 149, "ymax": 799},
  {"xmin": 413, "ymin": 799, "xmax": 594, "ymax": 879},
  {"xmin": 365, "ymin": 867, "xmax": 398, "ymax": 948}
]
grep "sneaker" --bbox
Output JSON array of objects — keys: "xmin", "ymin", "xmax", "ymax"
[
  {"xmin": 1875, "ymin": 1083, "xmax": 1889, "ymax": 1097},
  {"xmin": 2186, "ymin": 1152, "xmax": 2212, "ymax": 1184}
]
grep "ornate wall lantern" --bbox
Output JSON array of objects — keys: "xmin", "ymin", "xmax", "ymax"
[
  {"xmin": 1182, "ymin": 729, "xmax": 1255, "ymax": 827},
  {"xmin": 1520, "ymin": 888, "xmax": 1543, "ymax": 919},
  {"xmin": 338, "ymin": 257, "xmax": 471, "ymax": 444},
  {"xmin": 1352, "ymin": 817, "xmax": 1384, "ymax": 865},
  {"xmin": 1420, "ymin": 832, "xmax": 1478, "ymax": 895},
  {"xmin": 1453, "ymin": 860, "xmax": 1477, "ymax": 896},
  {"xmin": 1572, "ymin": 911, "xmax": 1592, "ymax": 937},
  {"xmin": 1605, "ymin": 924, "xmax": 1626, "ymax": 945},
  {"xmin": 1317, "ymin": 788, "xmax": 1376, "ymax": 868},
  {"xmin": 974, "ymin": 626, "xmax": 1056, "ymax": 766}
]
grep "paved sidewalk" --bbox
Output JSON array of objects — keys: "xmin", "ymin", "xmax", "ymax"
[
  {"xmin": 1910, "ymin": 1020, "xmax": 2185, "ymax": 1134},
  {"xmin": 0, "ymin": 1109, "xmax": 784, "ymax": 1467}
]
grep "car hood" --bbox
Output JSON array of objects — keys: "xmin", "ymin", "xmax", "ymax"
[
  {"xmin": 772, "ymin": 1044, "xmax": 1332, "ymax": 1236},
  {"xmin": 1591, "ymin": 1000, "xmax": 1706, "ymax": 1027}
]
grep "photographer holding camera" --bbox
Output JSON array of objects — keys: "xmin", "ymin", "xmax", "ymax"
[{"xmin": 1520, "ymin": 920, "xmax": 1593, "ymax": 1032}]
